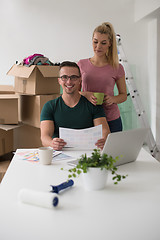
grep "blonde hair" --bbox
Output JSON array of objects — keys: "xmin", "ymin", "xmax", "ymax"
[{"xmin": 93, "ymin": 22, "xmax": 119, "ymax": 68}]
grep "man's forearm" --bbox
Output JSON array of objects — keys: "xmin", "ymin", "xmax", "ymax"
[
  {"xmin": 41, "ymin": 135, "xmax": 53, "ymax": 147},
  {"xmin": 102, "ymin": 124, "xmax": 110, "ymax": 140},
  {"xmin": 94, "ymin": 117, "xmax": 110, "ymax": 139}
]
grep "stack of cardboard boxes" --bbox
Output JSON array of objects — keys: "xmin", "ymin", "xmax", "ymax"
[
  {"xmin": 0, "ymin": 85, "xmax": 18, "ymax": 156},
  {"xmin": 0, "ymin": 64, "xmax": 60, "ymax": 157}
]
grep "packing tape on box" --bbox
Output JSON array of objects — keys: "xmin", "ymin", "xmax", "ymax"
[{"xmin": 18, "ymin": 188, "xmax": 59, "ymax": 209}]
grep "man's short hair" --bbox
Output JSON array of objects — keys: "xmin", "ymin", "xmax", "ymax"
[{"xmin": 59, "ymin": 61, "xmax": 81, "ymax": 77}]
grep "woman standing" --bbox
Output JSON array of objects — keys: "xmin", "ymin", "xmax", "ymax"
[{"xmin": 78, "ymin": 22, "xmax": 127, "ymax": 132}]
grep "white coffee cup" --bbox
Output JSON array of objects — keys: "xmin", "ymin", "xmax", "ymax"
[{"xmin": 38, "ymin": 147, "xmax": 53, "ymax": 165}]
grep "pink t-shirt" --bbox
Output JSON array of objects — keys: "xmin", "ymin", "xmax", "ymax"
[{"xmin": 78, "ymin": 58, "xmax": 125, "ymax": 121}]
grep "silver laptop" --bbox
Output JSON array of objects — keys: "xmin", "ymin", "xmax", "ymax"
[
  {"xmin": 68, "ymin": 128, "xmax": 148, "ymax": 167},
  {"xmin": 102, "ymin": 128, "xmax": 149, "ymax": 166}
]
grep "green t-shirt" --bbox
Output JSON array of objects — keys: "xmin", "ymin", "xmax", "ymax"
[{"xmin": 40, "ymin": 95, "xmax": 105, "ymax": 138}]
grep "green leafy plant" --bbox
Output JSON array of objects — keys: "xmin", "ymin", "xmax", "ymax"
[{"xmin": 62, "ymin": 149, "xmax": 128, "ymax": 184}]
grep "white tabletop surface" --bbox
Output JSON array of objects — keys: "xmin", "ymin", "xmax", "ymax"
[{"xmin": 0, "ymin": 147, "xmax": 160, "ymax": 240}]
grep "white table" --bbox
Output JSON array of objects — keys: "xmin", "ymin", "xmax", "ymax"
[{"xmin": 0, "ymin": 148, "xmax": 160, "ymax": 240}]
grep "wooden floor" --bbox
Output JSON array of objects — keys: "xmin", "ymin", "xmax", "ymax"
[{"xmin": 0, "ymin": 152, "xmax": 13, "ymax": 183}]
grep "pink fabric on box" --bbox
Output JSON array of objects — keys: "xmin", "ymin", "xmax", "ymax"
[{"xmin": 23, "ymin": 54, "xmax": 44, "ymax": 65}]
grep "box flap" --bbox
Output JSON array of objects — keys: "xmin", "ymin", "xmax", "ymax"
[
  {"xmin": 7, "ymin": 65, "xmax": 36, "ymax": 78},
  {"xmin": 0, "ymin": 123, "xmax": 23, "ymax": 131},
  {"xmin": 0, "ymin": 94, "xmax": 19, "ymax": 100},
  {"xmin": 0, "ymin": 85, "xmax": 14, "ymax": 94},
  {"xmin": 37, "ymin": 66, "xmax": 59, "ymax": 77}
]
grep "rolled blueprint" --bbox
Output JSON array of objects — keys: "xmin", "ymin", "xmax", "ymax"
[{"xmin": 18, "ymin": 188, "xmax": 59, "ymax": 208}]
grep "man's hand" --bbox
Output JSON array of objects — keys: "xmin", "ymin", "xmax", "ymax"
[
  {"xmin": 51, "ymin": 138, "xmax": 66, "ymax": 150},
  {"xmin": 95, "ymin": 138, "xmax": 106, "ymax": 150}
]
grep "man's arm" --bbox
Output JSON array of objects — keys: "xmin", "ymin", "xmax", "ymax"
[
  {"xmin": 40, "ymin": 120, "xmax": 66, "ymax": 150},
  {"xmin": 93, "ymin": 117, "xmax": 110, "ymax": 150}
]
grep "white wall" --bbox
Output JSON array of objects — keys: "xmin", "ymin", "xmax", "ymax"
[
  {"xmin": 0, "ymin": 0, "xmax": 135, "ymax": 86},
  {"xmin": 156, "ymin": 15, "xmax": 160, "ymax": 145},
  {"xmin": 135, "ymin": 0, "xmax": 160, "ymax": 21},
  {"xmin": 134, "ymin": 0, "xmax": 160, "ymax": 145},
  {"xmin": 148, "ymin": 19, "xmax": 157, "ymax": 139}
]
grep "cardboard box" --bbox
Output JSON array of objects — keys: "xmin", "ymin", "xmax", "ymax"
[
  {"xmin": 7, "ymin": 64, "xmax": 60, "ymax": 95},
  {"xmin": 0, "ymin": 85, "xmax": 14, "ymax": 94},
  {"xmin": 20, "ymin": 94, "xmax": 60, "ymax": 128},
  {"xmin": 0, "ymin": 129, "xmax": 13, "ymax": 156},
  {"xmin": 0, "ymin": 94, "xmax": 19, "ymax": 124},
  {"xmin": 14, "ymin": 124, "xmax": 42, "ymax": 149}
]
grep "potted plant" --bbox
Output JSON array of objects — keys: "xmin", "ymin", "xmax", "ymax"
[{"xmin": 64, "ymin": 149, "xmax": 128, "ymax": 190}]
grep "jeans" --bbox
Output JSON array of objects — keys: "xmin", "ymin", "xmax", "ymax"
[{"xmin": 108, "ymin": 117, "xmax": 122, "ymax": 133}]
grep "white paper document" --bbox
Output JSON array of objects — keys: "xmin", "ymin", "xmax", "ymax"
[{"xmin": 59, "ymin": 125, "xmax": 102, "ymax": 149}]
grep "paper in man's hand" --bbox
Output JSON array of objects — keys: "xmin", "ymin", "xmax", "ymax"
[{"xmin": 59, "ymin": 125, "xmax": 102, "ymax": 149}]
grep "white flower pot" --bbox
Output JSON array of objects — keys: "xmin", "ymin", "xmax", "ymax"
[{"xmin": 82, "ymin": 167, "xmax": 108, "ymax": 191}]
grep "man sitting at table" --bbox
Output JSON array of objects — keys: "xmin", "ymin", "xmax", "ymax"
[{"xmin": 40, "ymin": 61, "xmax": 110, "ymax": 150}]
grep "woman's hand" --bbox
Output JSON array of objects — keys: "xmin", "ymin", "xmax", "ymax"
[
  {"xmin": 104, "ymin": 94, "xmax": 115, "ymax": 106},
  {"xmin": 82, "ymin": 92, "xmax": 97, "ymax": 105}
]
